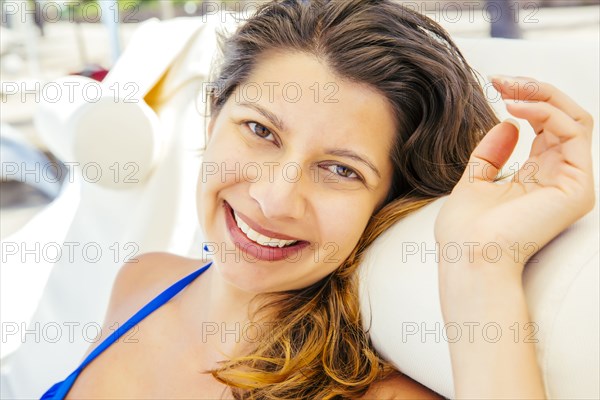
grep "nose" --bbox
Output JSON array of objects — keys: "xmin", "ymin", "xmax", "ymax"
[{"xmin": 248, "ymin": 162, "xmax": 306, "ymax": 220}]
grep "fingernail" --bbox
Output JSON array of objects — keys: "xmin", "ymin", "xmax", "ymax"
[{"xmin": 503, "ymin": 117, "xmax": 520, "ymax": 131}]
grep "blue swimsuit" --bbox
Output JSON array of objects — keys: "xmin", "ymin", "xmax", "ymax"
[{"xmin": 40, "ymin": 260, "xmax": 213, "ymax": 400}]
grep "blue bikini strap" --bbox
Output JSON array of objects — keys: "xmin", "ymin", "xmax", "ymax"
[{"xmin": 50, "ymin": 260, "xmax": 213, "ymax": 399}]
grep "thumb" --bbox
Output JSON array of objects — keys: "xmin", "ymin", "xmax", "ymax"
[{"xmin": 462, "ymin": 118, "xmax": 520, "ymax": 183}]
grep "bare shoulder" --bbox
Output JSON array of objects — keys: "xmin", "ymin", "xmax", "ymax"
[
  {"xmin": 360, "ymin": 371, "xmax": 443, "ymax": 400},
  {"xmin": 71, "ymin": 252, "xmax": 210, "ymax": 367},
  {"xmin": 107, "ymin": 252, "xmax": 209, "ymax": 322},
  {"xmin": 76, "ymin": 252, "xmax": 208, "ymax": 361}
]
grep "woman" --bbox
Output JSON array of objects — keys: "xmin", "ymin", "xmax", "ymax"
[{"xmin": 42, "ymin": 0, "xmax": 595, "ymax": 399}]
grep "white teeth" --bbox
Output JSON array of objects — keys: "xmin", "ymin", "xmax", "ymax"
[
  {"xmin": 233, "ymin": 211, "xmax": 298, "ymax": 248},
  {"xmin": 246, "ymin": 229, "xmax": 260, "ymax": 241}
]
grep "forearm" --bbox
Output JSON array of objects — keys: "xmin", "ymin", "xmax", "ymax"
[{"xmin": 439, "ymin": 260, "xmax": 546, "ymax": 399}]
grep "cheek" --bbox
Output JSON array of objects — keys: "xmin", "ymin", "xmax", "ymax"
[
  {"xmin": 318, "ymin": 201, "xmax": 372, "ymax": 256},
  {"xmin": 199, "ymin": 127, "xmax": 248, "ymax": 189},
  {"xmin": 196, "ymin": 127, "xmax": 254, "ymax": 226},
  {"xmin": 300, "ymin": 205, "xmax": 370, "ymax": 289},
  {"xmin": 196, "ymin": 129, "xmax": 229, "ymax": 224}
]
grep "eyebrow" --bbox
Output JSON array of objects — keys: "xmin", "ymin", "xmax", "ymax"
[
  {"xmin": 239, "ymin": 102, "xmax": 286, "ymax": 132},
  {"xmin": 324, "ymin": 149, "xmax": 382, "ymax": 179},
  {"xmin": 238, "ymin": 102, "xmax": 382, "ymax": 180}
]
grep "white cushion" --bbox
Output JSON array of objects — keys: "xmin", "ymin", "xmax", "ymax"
[{"xmin": 359, "ymin": 38, "xmax": 600, "ymax": 399}]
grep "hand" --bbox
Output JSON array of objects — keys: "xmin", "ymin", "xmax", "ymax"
[
  {"xmin": 435, "ymin": 75, "xmax": 595, "ymax": 278},
  {"xmin": 435, "ymin": 76, "xmax": 595, "ymax": 400}
]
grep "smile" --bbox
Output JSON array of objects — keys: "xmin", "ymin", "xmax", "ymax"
[
  {"xmin": 223, "ymin": 201, "xmax": 309, "ymax": 262},
  {"xmin": 234, "ymin": 214, "xmax": 298, "ymax": 247}
]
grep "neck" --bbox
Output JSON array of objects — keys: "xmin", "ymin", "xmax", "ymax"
[{"xmin": 184, "ymin": 261, "xmax": 265, "ymax": 363}]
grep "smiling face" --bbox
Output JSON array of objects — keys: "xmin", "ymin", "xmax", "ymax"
[{"xmin": 197, "ymin": 51, "xmax": 396, "ymax": 294}]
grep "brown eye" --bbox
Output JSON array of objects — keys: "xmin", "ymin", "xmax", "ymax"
[
  {"xmin": 247, "ymin": 122, "xmax": 274, "ymax": 141},
  {"xmin": 324, "ymin": 164, "xmax": 360, "ymax": 181}
]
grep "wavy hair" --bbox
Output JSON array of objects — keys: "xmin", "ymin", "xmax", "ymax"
[{"xmin": 204, "ymin": 0, "xmax": 499, "ymax": 398}]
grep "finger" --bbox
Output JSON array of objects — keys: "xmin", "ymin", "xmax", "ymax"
[
  {"xmin": 528, "ymin": 132, "xmax": 551, "ymax": 158},
  {"xmin": 506, "ymin": 99, "xmax": 592, "ymax": 174},
  {"xmin": 520, "ymin": 141, "xmax": 593, "ymax": 197},
  {"xmin": 461, "ymin": 119, "xmax": 520, "ymax": 183},
  {"xmin": 553, "ymin": 127, "xmax": 594, "ymax": 172},
  {"xmin": 504, "ymin": 100, "xmax": 589, "ymax": 142},
  {"xmin": 489, "ymin": 75, "xmax": 594, "ymax": 129}
]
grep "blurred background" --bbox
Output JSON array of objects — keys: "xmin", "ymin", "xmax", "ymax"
[
  {"xmin": 1, "ymin": 3, "xmax": 598, "ymax": 397},
  {"xmin": 0, "ymin": 0, "xmax": 599, "ymax": 240}
]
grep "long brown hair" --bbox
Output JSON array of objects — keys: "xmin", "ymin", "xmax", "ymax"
[{"xmin": 205, "ymin": 1, "xmax": 499, "ymax": 398}]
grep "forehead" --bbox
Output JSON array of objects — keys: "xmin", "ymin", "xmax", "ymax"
[{"xmin": 232, "ymin": 51, "xmax": 397, "ymax": 161}]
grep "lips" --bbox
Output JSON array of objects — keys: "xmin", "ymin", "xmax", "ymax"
[
  {"xmin": 223, "ymin": 201, "xmax": 310, "ymax": 262},
  {"xmin": 234, "ymin": 209, "xmax": 301, "ymax": 242}
]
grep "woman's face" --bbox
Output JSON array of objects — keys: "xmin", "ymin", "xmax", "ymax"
[{"xmin": 197, "ymin": 51, "xmax": 396, "ymax": 293}]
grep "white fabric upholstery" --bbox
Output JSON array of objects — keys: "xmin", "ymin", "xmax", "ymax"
[
  {"xmin": 359, "ymin": 195, "xmax": 599, "ymax": 399},
  {"xmin": 0, "ymin": 16, "xmax": 597, "ymax": 400},
  {"xmin": 359, "ymin": 38, "xmax": 600, "ymax": 400}
]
